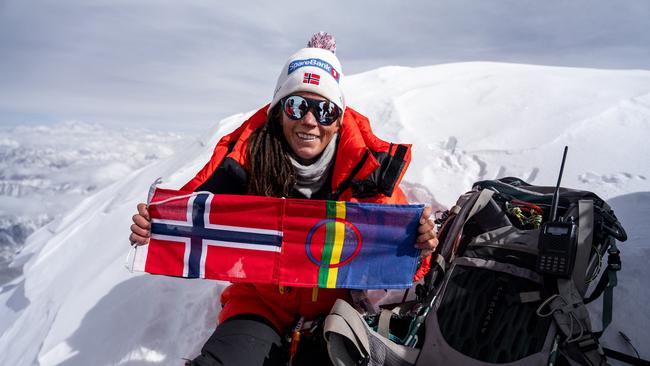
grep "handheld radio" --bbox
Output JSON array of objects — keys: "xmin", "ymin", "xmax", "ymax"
[{"xmin": 536, "ymin": 146, "xmax": 577, "ymax": 277}]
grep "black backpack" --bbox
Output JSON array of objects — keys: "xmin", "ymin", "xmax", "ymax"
[{"xmin": 323, "ymin": 177, "xmax": 644, "ymax": 366}]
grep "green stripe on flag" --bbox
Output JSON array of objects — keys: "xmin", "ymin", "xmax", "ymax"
[{"xmin": 318, "ymin": 201, "xmax": 337, "ymax": 287}]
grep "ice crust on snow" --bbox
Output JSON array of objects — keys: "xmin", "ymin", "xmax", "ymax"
[{"xmin": 0, "ymin": 63, "xmax": 649, "ymax": 364}]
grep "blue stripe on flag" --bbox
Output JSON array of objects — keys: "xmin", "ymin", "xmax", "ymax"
[
  {"xmin": 150, "ymin": 224, "xmax": 283, "ymax": 247},
  {"xmin": 188, "ymin": 193, "xmax": 207, "ymax": 277}
]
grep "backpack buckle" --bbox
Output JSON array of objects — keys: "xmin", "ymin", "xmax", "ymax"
[
  {"xmin": 576, "ymin": 334, "xmax": 599, "ymax": 351},
  {"xmin": 607, "ymin": 247, "xmax": 621, "ymax": 271},
  {"xmin": 574, "ymin": 333, "xmax": 605, "ymax": 358}
]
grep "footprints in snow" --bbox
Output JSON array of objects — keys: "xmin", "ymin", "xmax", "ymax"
[
  {"xmin": 434, "ymin": 136, "xmax": 643, "ymax": 189},
  {"xmin": 578, "ymin": 172, "xmax": 646, "ymax": 185},
  {"xmin": 435, "ymin": 136, "xmax": 539, "ymax": 183}
]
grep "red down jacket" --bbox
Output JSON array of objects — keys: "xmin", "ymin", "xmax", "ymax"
[{"xmin": 182, "ymin": 105, "xmax": 430, "ymax": 333}]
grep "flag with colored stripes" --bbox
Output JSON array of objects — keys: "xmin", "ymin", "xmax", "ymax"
[
  {"xmin": 131, "ymin": 188, "xmax": 423, "ymax": 289},
  {"xmin": 280, "ymin": 199, "xmax": 423, "ymax": 288}
]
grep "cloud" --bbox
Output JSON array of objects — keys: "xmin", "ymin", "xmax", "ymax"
[{"xmin": 1, "ymin": 0, "xmax": 648, "ymax": 132}]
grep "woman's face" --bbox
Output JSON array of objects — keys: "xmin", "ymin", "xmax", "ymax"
[{"xmin": 281, "ymin": 92, "xmax": 341, "ymax": 164}]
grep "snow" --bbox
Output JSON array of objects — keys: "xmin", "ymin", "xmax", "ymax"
[{"xmin": 1, "ymin": 63, "xmax": 649, "ymax": 364}]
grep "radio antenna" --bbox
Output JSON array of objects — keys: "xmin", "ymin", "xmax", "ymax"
[{"xmin": 550, "ymin": 146, "xmax": 568, "ymax": 222}]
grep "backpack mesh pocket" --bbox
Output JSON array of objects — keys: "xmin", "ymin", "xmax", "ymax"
[{"xmin": 436, "ymin": 266, "xmax": 552, "ymax": 363}]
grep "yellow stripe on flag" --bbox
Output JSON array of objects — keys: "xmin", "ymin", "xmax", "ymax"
[{"xmin": 327, "ymin": 201, "xmax": 346, "ymax": 288}]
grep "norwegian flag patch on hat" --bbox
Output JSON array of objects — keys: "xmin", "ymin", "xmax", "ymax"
[
  {"xmin": 303, "ymin": 72, "xmax": 321, "ymax": 85},
  {"xmin": 270, "ymin": 32, "xmax": 345, "ymax": 113}
]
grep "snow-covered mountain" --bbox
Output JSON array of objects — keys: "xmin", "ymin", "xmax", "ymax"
[
  {"xmin": 0, "ymin": 122, "xmax": 189, "ymax": 284},
  {"xmin": 0, "ymin": 62, "xmax": 648, "ymax": 365}
]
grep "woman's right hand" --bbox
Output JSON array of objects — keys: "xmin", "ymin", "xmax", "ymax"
[{"xmin": 129, "ymin": 203, "xmax": 151, "ymax": 246}]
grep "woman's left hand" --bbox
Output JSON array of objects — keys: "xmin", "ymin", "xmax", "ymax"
[{"xmin": 415, "ymin": 206, "xmax": 439, "ymax": 258}]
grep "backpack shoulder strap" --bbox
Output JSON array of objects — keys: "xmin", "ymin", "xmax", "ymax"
[
  {"xmin": 323, "ymin": 299, "xmax": 420, "ymax": 365},
  {"xmin": 572, "ymin": 200, "xmax": 594, "ymax": 295}
]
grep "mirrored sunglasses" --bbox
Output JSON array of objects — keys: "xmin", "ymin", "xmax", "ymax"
[{"xmin": 281, "ymin": 95, "xmax": 341, "ymax": 126}]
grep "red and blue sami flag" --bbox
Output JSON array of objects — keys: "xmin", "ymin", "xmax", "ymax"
[{"xmin": 131, "ymin": 188, "xmax": 423, "ymax": 289}]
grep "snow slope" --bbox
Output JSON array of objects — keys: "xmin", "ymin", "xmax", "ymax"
[{"xmin": 1, "ymin": 62, "xmax": 649, "ymax": 364}]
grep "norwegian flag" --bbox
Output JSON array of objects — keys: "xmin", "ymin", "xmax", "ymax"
[
  {"xmin": 303, "ymin": 72, "xmax": 321, "ymax": 85},
  {"xmin": 131, "ymin": 187, "xmax": 424, "ymax": 289},
  {"xmin": 132, "ymin": 188, "xmax": 283, "ymax": 283}
]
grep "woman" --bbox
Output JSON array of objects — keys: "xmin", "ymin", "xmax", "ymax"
[{"xmin": 129, "ymin": 33, "xmax": 438, "ymax": 365}]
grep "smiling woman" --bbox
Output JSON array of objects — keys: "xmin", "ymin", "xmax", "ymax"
[
  {"xmin": 280, "ymin": 93, "xmax": 341, "ymax": 163},
  {"xmin": 128, "ymin": 32, "xmax": 439, "ymax": 365}
]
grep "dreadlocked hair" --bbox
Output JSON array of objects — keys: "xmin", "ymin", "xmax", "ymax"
[{"xmin": 246, "ymin": 105, "xmax": 296, "ymax": 197}]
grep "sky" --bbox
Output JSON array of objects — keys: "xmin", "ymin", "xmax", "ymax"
[{"xmin": 1, "ymin": 0, "xmax": 649, "ymax": 133}]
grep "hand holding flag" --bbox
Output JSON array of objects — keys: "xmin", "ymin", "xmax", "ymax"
[
  {"xmin": 129, "ymin": 203, "xmax": 151, "ymax": 246},
  {"xmin": 416, "ymin": 206, "xmax": 439, "ymax": 257}
]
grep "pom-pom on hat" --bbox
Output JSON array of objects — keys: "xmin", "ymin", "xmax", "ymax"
[
  {"xmin": 307, "ymin": 31, "xmax": 337, "ymax": 53},
  {"xmin": 269, "ymin": 32, "xmax": 345, "ymax": 114}
]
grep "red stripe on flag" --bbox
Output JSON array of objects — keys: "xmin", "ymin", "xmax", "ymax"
[{"xmin": 279, "ymin": 199, "xmax": 327, "ymax": 286}]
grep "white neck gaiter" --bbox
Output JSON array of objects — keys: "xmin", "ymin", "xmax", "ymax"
[{"xmin": 289, "ymin": 134, "xmax": 337, "ymax": 198}]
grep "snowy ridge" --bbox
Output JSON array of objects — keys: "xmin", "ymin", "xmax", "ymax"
[{"xmin": 0, "ymin": 63, "xmax": 649, "ymax": 365}]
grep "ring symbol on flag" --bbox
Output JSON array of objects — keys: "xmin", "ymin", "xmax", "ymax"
[{"xmin": 305, "ymin": 218, "xmax": 363, "ymax": 269}]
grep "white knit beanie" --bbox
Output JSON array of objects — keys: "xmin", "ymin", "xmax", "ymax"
[{"xmin": 269, "ymin": 32, "xmax": 345, "ymax": 113}]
